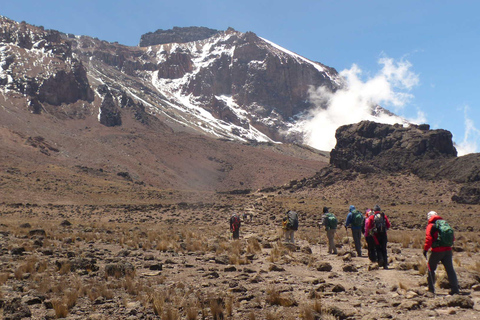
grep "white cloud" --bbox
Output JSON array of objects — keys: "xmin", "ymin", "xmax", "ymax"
[
  {"xmin": 455, "ymin": 106, "xmax": 480, "ymax": 156},
  {"xmin": 300, "ymin": 56, "xmax": 420, "ymax": 151}
]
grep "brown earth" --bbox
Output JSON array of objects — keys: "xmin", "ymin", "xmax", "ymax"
[{"xmin": 0, "ymin": 171, "xmax": 479, "ymax": 319}]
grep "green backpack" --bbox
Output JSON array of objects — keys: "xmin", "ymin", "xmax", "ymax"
[
  {"xmin": 433, "ymin": 219, "xmax": 454, "ymax": 247},
  {"xmin": 351, "ymin": 210, "xmax": 364, "ymax": 228},
  {"xmin": 325, "ymin": 213, "xmax": 338, "ymax": 230}
]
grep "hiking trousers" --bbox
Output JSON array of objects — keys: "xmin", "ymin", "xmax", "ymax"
[
  {"xmin": 366, "ymin": 236, "xmax": 377, "ymax": 262},
  {"xmin": 232, "ymin": 230, "xmax": 240, "ymax": 239},
  {"xmin": 427, "ymin": 250, "xmax": 459, "ymax": 293},
  {"xmin": 326, "ymin": 229, "xmax": 337, "ymax": 254},
  {"xmin": 375, "ymin": 232, "xmax": 388, "ymax": 268},
  {"xmin": 351, "ymin": 229, "xmax": 362, "ymax": 256},
  {"xmin": 285, "ymin": 229, "xmax": 295, "ymax": 243}
]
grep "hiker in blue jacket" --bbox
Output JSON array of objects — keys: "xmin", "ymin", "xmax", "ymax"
[{"xmin": 345, "ymin": 205, "xmax": 364, "ymax": 257}]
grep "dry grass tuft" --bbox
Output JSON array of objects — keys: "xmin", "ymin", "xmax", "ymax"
[
  {"xmin": 209, "ymin": 298, "xmax": 224, "ymax": 320},
  {"xmin": 52, "ymin": 299, "xmax": 69, "ymax": 318},
  {"xmin": 150, "ymin": 292, "xmax": 165, "ymax": 316},
  {"xmin": 266, "ymin": 286, "xmax": 296, "ymax": 307},
  {"xmin": 185, "ymin": 303, "xmax": 199, "ymax": 320},
  {"xmin": 246, "ymin": 237, "xmax": 262, "ymax": 254},
  {"xmin": 0, "ymin": 273, "xmax": 10, "ymax": 285}
]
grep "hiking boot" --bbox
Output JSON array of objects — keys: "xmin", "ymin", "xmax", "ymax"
[{"xmin": 449, "ymin": 290, "xmax": 460, "ymax": 295}]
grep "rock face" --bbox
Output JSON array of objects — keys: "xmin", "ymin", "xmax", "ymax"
[
  {"xmin": 330, "ymin": 121, "xmax": 457, "ymax": 173},
  {"xmin": 0, "ymin": 17, "xmax": 94, "ymax": 115},
  {"xmin": 139, "ymin": 26, "xmax": 221, "ymax": 46}
]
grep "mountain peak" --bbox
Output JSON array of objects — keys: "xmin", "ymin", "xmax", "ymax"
[{"xmin": 139, "ymin": 26, "xmax": 221, "ymax": 47}]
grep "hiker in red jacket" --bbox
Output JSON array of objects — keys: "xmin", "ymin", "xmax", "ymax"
[
  {"xmin": 365, "ymin": 205, "xmax": 391, "ymax": 269},
  {"xmin": 423, "ymin": 211, "xmax": 459, "ymax": 294},
  {"xmin": 230, "ymin": 213, "xmax": 241, "ymax": 240},
  {"xmin": 363, "ymin": 209, "xmax": 377, "ymax": 263}
]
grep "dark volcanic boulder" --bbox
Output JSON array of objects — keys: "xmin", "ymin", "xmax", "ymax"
[{"xmin": 330, "ymin": 121, "xmax": 457, "ymax": 173}]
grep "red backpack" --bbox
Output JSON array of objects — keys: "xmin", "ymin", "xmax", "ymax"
[{"xmin": 231, "ymin": 215, "xmax": 240, "ymax": 232}]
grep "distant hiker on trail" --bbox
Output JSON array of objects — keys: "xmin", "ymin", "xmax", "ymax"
[
  {"xmin": 423, "ymin": 211, "xmax": 459, "ymax": 295},
  {"xmin": 319, "ymin": 206, "xmax": 337, "ymax": 254},
  {"xmin": 283, "ymin": 210, "xmax": 298, "ymax": 244},
  {"xmin": 365, "ymin": 205, "xmax": 391, "ymax": 269},
  {"xmin": 230, "ymin": 213, "xmax": 241, "ymax": 240},
  {"xmin": 345, "ymin": 205, "xmax": 364, "ymax": 257},
  {"xmin": 363, "ymin": 209, "xmax": 377, "ymax": 263}
]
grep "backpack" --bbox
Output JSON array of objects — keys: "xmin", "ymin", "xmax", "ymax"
[
  {"xmin": 432, "ymin": 219, "xmax": 454, "ymax": 247},
  {"xmin": 351, "ymin": 210, "xmax": 364, "ymax": 227},
  {"xmin": 373, "ymin": 213, "xmax": 387, "ymax": 233},
  {"xmin": 287, "ymin": 211, "xmax": 299, "ymax": 231},
  {"xmin": 230, "ymin": 215, "xmax": 240, "ymax": 232},
  {"xmin": 325, "ymin": 213, "xmax": 338, "ymax": 230}
]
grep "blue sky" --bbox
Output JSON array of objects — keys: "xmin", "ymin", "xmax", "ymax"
[{"xmin": 2, "ymin": 0, "xmax": 480, "ymax": 154}]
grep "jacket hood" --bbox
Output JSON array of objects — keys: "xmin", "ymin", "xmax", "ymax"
[{"xmin": 428, "ymin": 215, "xmax": 443, "ymax": 224}]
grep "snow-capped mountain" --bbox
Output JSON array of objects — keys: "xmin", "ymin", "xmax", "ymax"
[{"xmin": 0, "ymin": 17, "xmax": 345, "ymax": 145}]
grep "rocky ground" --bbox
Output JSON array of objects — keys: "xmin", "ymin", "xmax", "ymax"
[{"xmin": 0, "ymin": 185, "xmax": 479, "ymax": 320}]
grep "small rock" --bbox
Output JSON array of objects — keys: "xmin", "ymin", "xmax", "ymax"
[
  {"xmin": 3, "ymin": 297, "xmax": 32, "ymax": 319},
  {"xmin": 343, "ymin": 264, "xmax": 358, "ymax": 272},
  {"xmin": 204, "ymin": 271, "xmax": 219, "ymax": 279},
  {"xmin": 45, "ymin": 309, "xmax": 56, "ymax": 320},
  {"xmin": 105, "ymin": 262, "xmax": 135, "ymax": 278},
  {"xmin": 317, "ymin": 262, "xmax": 332, "ymax": 272},
  {"xmin": 399, "ymin": 300, "xmax": 420, "ymax": 310},
  {"xmin": 22, "ymin": 295, "xmax": 42, "ymax": 305},
  {"xmin": 224, "ymin": 265, "xmax": 237, "ymax": 272},
  {"xmin": 144, "ymin": 254, "xmax": 155, "ymax": 261},
  {"xmin": 214, "ymin": 255, "xmax": 230, "ymax": 265},
  {"xmin": 29, "ymin": 229, "xmax": 46, "ymax": 237},
  {"xmin": 60, "ymin": 220, "xmax": 72, "ymax": 227},
  {"xmin": 392, "ymin": 248, "xmax": 402, "ymax": 254},
  {"xmin": 19, "ymin": 223, "xmax": 32, "ymax": 228},
  {"xmin": 269, "ymin": 264, "xmax": 285, "ymax": 272},
  {"xmin": 11, "ymin": 247, "xmax": 25, "ymax": 255},
  {"xmin": 446, "ymin": 295, "xmax": 474, "ymax": 309},
  {"xmin": 368, "ymin": 264, "xmax": 379, "ymax": 271},
  {"xmin": 117, "ymin": 249, "xmax": 131, "ymax": 257},
  {"xmin": 301, "ymin": 246, "xmax": 312, "ymax": 254},
  {"xmin": 149, "ymin": 263, "xmax": 163, "ymax": 271},
  {"xmin": 332, "ymin": 284, "xmax": 345, "ymax": 292},
  {"xmin": 232, "ymin": 285, "xmax": 247, "ymax": 293},
  {"xmin": 243, "ymin": 267, "xmax": 256, "ymax": 273}
]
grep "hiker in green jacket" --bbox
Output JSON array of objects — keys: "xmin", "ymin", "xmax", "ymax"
[{"xmin": 319, "ymin": 206, "xmax": 338, "ymax": 254}]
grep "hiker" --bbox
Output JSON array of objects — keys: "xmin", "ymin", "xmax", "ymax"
[
  {"xmin": 345, "ymin": 205, "xmax": 364, "ymax": 257},
  {"xmin": 319, "ymin": 206, "xmax": 337, "ymax": 254},
  {"xmin": 423, "ymin": 211, "xmax": 459, "ymax": 294},
  {"xmin": 283, "ymin": 210, "xmax": 298, "ymax": 244},
  {"xmin": 230, "ymin": 213, "xmax": 241, "ymax": 240},
  {"xmin": 363, "ymin": 209, "xmax": 377, "ymax": 263},
  {"xmin": 366, "ymin": 205, "xmax": 391, "ymax": 269}
]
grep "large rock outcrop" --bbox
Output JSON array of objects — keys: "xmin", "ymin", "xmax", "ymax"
[
  {"xmin": 330, "ymin": 121, "xmax": 457, "ymax": 173},
  {"xmin": 328, "ymin": 120, "xmax": 480, "ymax": 204}
]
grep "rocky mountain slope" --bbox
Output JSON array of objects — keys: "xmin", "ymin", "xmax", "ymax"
[
  {"xmin": 0, "ymin": 16, "xmax": 346, "ymax": 144},
  {"xmin": 1, "ymin": 16, "xmax": 338, "ymax": 199}
]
